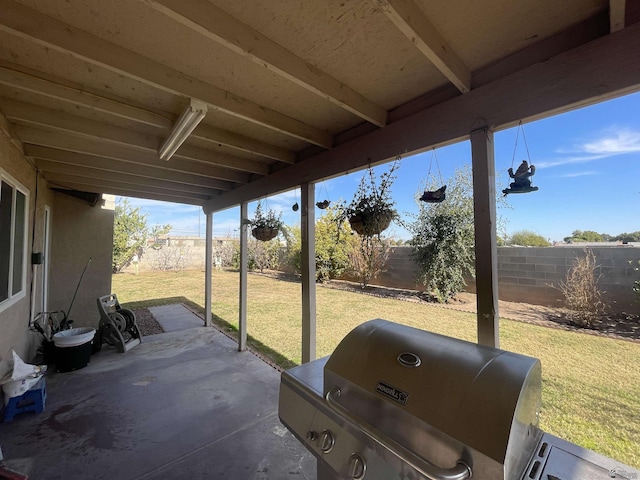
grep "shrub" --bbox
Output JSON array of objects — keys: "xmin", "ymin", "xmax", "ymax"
[
  {"xmin": 631, "ymin": 259, "xmax": 640, "ymax": 303},
  {"xmin": 147, "ymin": 245, "xmax": 191, "ymax": 272},
  {"xmin": 283, "ymin": 208, "xmax": 357, "ymax": 282},
  {"xmin": 348, "ymin": 235, "xmax": 391, "ymax": 288},
  {"xmin": 410, "ymin": 166, "xmax": 475, "ymax": 302},
  {"xmin": 557, "ymin": 249, "xmax": 606, "ymax": 327},
  {"xmin": 508, "ymin": 230, "xmax": 550, "ymax": 246}
]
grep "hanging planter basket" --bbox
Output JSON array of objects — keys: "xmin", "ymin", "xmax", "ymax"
[
  {"xmin": 348, "ymin": 208, "xmax": 394, "ymax": 236},
  {"xmin": 419, "ymin": 149, "xmax": 447, "ymax": 203},
  {"xmin": 419, "ymin": 185, "xmax": 447, "ymax": 203},
  {"xmin": 247, "ymin": 200, "xmax": 283, "ymax": 242},
  {"xmin": 251, "ymin": 226, "xmax": 279, "ymax": 242}
]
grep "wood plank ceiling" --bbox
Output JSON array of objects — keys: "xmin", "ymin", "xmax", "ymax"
[{"xmin": 0, "ymin": 0, "xmax": 638, "ymax": 211}]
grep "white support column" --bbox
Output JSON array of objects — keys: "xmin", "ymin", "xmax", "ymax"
[
  {"xmin": 239, "ymin": 202, "xmax": 248, "ymax": 351},
  {"xmin": 300, "ymin": 183, "xmax": 316, "ymax": 363},
  {"xmin": 204, "ymin": 211, "xmax": 213, "ymax": 327},
  {"xmin": 471, "ymin": 127, "xmax": 500, "ymax": 348}
]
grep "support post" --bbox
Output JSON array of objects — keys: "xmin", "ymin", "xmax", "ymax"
[
  {"xmin": 301, "ymin": 183, "xmax": 316, "ymax": 363},
  {"xmin": 239, "ymin": 202, "xmax": 248, "ymax": 351},
  {"xmin": 470, "ymin": 127, "xmax": 500, "ymax": 348},
  {"xmin": 204, "ymin": 211, "xmax": 213, "ymax": 327}
]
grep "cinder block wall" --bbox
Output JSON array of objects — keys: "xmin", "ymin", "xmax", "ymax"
[{"xmin": 360, "ymin": 246, "xmax": 640, "ymax": 312}]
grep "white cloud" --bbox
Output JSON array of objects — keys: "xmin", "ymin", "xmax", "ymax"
[
  {"xmin": 582, "ymin": 128, "xmax": 640, "ymax": 154},
  {"xmin": 537, "ymin": 127, "xmax": 640, "ymax": 168},
  {"xmin": 558, "ymin": 170, "xmax": 599, "ymax": 178},
  {"xmin": 536, "ymin": 154, "xmax": 609, "ymax": 168}
]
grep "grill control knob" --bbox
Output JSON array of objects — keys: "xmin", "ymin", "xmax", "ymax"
[
  {"xmin": 319, "ymin": 429, "xmax": 335, "ymax": 454},
  {"xmin": 348, "ymin": 453, "xmax": 366, "ymax": 479},
  {"xmin": 306, "ymin": 430, "xmax": 317, "ymax": 441}
]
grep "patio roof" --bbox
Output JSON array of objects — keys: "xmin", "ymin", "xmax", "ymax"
[{"xmin": 0, "ymin": 0, "xmax": 639, "ymax": 210}]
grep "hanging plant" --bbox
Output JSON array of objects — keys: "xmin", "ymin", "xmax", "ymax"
[
  {"xmin": 502, "ymin": 122, "xmax": 539, "ymax": 196},
  {"xmin": 292, "ymin": 188, "xmax": 299, "ymax": 211},
  {"xmin": 244, "ymin": 201, "xmax": 283, "ymax": 242},
  {"xmin": 419, "ymin": 149, "xmax": 447, "ymax": 203},
  {"xmin": 337, "ymin": 160, "xmax": 400, "ymax": 237},
  {"xmin": 316, "ymin": 181, "xmax": 331, "ymax": 209}
]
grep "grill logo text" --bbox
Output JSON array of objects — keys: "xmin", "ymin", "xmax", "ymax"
[{"xmin": 376, "ymin": 381, "xmax": 409, "ymax": 405}]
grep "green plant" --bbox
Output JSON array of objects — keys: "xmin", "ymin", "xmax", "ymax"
[
  {"xmin": 244, "ymin": 201, "xmax": 283, "ymax": 241},
  {"xmin": 337, "ymin": 161, "xmax": 400, "ymax": 237},
  {"xmin": 112, "ymin": 198, "xmax": 171, "ymax": 273},
  {"xmin": 631, "ymin": 259, "xmax": 640, "ymax": 302},
  {"xmin": 283, "ymin": 208, "xmax": 357, "ymax": 282},
  {"xmin": 508, "ymin": 230, "xmax": 550, "ymax": 246},
  {"xmin": 557, "ymin": 249, "xmax": 606, "ymax": 327},
  {"xmin": 410, "ymin": 166, "xmax": 476, "ymax": 302}
]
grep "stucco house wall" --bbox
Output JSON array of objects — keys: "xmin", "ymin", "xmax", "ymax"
[
  {"xmin": 0, "ymin": 117, "xmax": 113, "ymax": 378},
  {"xmin": 48, "ymin": 193, "xmax": 114, "ymax": 329}
]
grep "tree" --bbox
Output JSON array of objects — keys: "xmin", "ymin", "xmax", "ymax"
[
  {"xmin": 112, "ymin": 198, "xmax": 171, "ymax": 273},
  {"xmin": 410, "ymin": 165, "xmax": 508, "ymax": 302},
  {"xmin": 614, "ymin": 231, "xmax": 640, "ymax": 243},
  {"xmin": 283, "ymin": 207, "xmax": 357, "ymax": 282},
  {"xmin": 508, "ymin": 230, "xmax": 550, "ymax": 246},
  {"xmin": 563, "ymin": 230, "xmax": 604, "ymax": 243},
  {"xmin": 410, "ymin": 166, "xmax": 476, "ymax": 302}
]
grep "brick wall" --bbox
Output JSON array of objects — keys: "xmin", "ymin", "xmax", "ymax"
[{"xmin": 358, "ymin": 246, "xmax": 640, "ymax": 312}]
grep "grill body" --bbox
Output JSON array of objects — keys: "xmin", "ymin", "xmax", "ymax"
[{"xmin": 279, "ymin": 319, "xmax": 640, "ymax": 480}]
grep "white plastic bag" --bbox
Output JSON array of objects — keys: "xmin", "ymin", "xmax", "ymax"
[{"xmin": 0, "ymin": 351, "xmax": 46, "ymax": 404}]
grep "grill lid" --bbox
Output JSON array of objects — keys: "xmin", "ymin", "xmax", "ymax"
[{"xmin": 323, "ymin": 319, "xmax": 542, "ymax": 478}]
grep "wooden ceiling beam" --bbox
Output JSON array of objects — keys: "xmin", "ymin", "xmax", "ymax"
[
  {"xmin": 49, "ymin": 180, "xmax": 207, "ymax": 206},
  {"xmin": 0, "ymin": 98, "xmax": 269, "ymax": 175},
  {"xmin": 204, "ymin": 22, "xmax": 640, "ymax": 212},
  {"xmin": 44, "ymin": 172, "xmax": 212, "ymax": 202},
  {"xmin": 372, "ymin": 0, "xmax": 471, "ymax": 93},
  {"xmin": 610, "ymin": 0, "xmax": 626, "ymax": 32},
  {"xmin": 15, "ymin": 125, "xmax": 249, "ymax": 184},
  {"xmin": 0, "ymin": 0, "xmax": 333, "ymax": 148},
  {"xmin": 36, "ymin": 159, "xmax": 219, "ymax": 197},
  {"xmin": 145, "ymin": 0, "xmax": 387, "ymax": 127},
  {"xmin": 0, "ymin": 65, "xmax": 295, "ymax": 163},
  {"xmin": 26, "ymin": 145, "xmax": 232, "ymax": 190}
]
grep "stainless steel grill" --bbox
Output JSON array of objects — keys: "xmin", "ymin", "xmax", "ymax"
[{"xmin": 279, "ymin": 319, "xmax": 639, "ymax": 480}]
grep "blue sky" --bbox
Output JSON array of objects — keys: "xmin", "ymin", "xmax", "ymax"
[{"xmin": 121, "ymin": 91, "xmax": 640, "ymax": 243}]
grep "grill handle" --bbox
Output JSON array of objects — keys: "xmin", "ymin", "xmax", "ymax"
[{"xmin": 326, "ymin": 387, "xmax": 472, "ymax": 480}]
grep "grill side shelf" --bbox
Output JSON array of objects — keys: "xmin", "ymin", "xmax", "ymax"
[{"xmin": 325, "ymin": 387, "xmax": 473, "ymax": 480}]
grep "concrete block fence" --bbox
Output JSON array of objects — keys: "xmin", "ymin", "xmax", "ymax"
[{"xmin": 361, "ymin": 246, "xmax": 639, "ymax": 312}]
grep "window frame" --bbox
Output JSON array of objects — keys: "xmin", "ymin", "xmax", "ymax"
[{"xmin": 0, "ymin": 169, "xmax": 29, "ymax": 313}]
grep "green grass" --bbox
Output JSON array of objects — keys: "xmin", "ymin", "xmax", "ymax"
[{"xmin": 113, "ymin": 269, "xmax": 640, "ymax": 469}]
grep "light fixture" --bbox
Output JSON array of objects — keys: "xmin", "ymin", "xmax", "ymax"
[{"xmin": 159, "ymin": 99, "xmax": 208, "ymax": 161}]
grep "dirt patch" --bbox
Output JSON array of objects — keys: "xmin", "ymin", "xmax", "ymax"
[
  {"xmin": 131, "ymin": 307, "xmax": 164, "ymax": 336},
  {"xmin": 325, "ymin": 279, "xmax": 640, "ymax": 342}
]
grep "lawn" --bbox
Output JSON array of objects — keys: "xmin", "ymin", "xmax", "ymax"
[{"xmin": 113, "ymin": 269, "xmax": 640, "ymax": 469}]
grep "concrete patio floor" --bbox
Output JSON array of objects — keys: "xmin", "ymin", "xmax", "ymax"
[{"xmin": 0, "ymin": 309, "xmax": 316, "ymax": 479}]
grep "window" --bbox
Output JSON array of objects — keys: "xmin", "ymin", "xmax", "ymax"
[{"xmin": 0, "ymin": 173, "xmax": 28, "ymax": 309}]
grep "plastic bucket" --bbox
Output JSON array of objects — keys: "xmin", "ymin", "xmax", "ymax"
[
  {"xmin": 53, "ymin": 328, "xmax": 96, "ymax": 372},
  {"xmin": 53, "ymin": 328, "xmax": 95, "ymax": 348}
]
